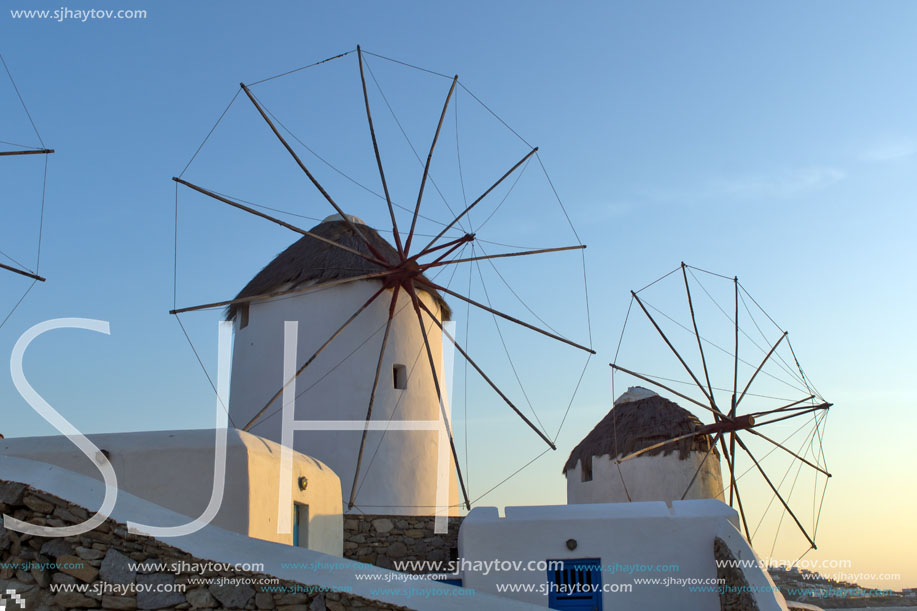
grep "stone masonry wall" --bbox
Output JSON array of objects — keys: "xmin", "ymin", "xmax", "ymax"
[
  {"xmin": 0, "ymin": 480, "xmax": 410, "ymax": 611},
  {"xmin": 341, "ymin": 516, "xmax": 463, "ymax": 573},
  {"xmin": 714, "ymin": 536, "xmax": 760, "ymax": 611}
]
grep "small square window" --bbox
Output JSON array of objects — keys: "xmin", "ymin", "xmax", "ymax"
[
  {"xmin": 238, "ymin": 303, "xmax": 250, "ymax": 329},
  {"xmin": 393, "ymin": 364, "xmax": 407, "ymax": 389}
]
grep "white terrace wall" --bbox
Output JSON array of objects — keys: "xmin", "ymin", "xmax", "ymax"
[
  {"xmin": 229, "ymin": 279, "xmax": 459, "ymax": 516},
  {"xmin": 0, "ymin": 456, "xmax": 540, "ymax": 611},
  {"xmin": 459, "ymin": 499, "xmax": 786, "ymax": 611},
  {"xmin": 0, "ymin": 429, "xmax": 342, "ymax": 555}
]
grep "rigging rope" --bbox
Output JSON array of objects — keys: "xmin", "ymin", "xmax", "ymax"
[
  {"xmin": 737, "ymin": 286, "xmax": 809, "ymax": 388},
  {"xmin": 458, "ymin": 82, "xmax": 534, "ymax": 149},
  {"xmin": 0, "ymin": 247, "xmax": 32, "ymax": 273},
  {"xmin": 640, "ymin": 294, "xmax": 810, "ymax": 396},
  {"xmin": 472, "ymin": 157, "xmax": 531, "ymax": 232},
  {"xmin": 473, "ymin": 257, "xmax": 548, "ymax": 436},
  {"xmin": 174, "ymin": 315, "xmax": 237, "ymax": 429},
  {"xmin": 179, "ymin": 89, "xmax": 241, "ymax": 179},
  {"xmin": 0, "ymin": 52, "xmax": 45, "ymax": 147},
  {"xmin": 0, "ymin": 52, "xmax": 50, "ymax": 329},
  {"xmin": 35, "ymin": 153, "xmax": 48, "ymax": 272},
  {"xmin": 249, "ymin": 87, "xmax": 462, "ymax": 232},
  {"xmin": 360, "ymin": 49, "xmax": 452, "ymax": 80},
  {"xmin": 246, "ymin": 49, "xmax": 356, "ymax": 87},
  {"xmin": 0, "ymin": 280, "xmax": 37, "ymax": 331},
  {"xmin": 362, "ymin": 56, "xmax": 469, "ymax": 234},
  {"xmin": 477, "ymin": 242, "xmax": 565, "ymax": 338}
]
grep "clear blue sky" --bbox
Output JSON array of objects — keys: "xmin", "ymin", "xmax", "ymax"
[{"xmin": 1, "ymin": 0, "xmax": 914, "ymax": 588}]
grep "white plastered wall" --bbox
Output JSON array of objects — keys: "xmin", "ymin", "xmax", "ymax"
[
  {"xmin": 229, "ymin": 279, "xmax": 459, "ymax": 516},
  {"xmin": 0, "ymin": 455, "xmax": 540, "ymax": 611},
  {"xmin": 0, "ymin": 428, "xmax": 342, "ymax": 555},
  {"xmin": 459, "ymin": 500, "xmax": 786, "ymax": 611},
  {"xmin": 567, "ymin": 451, "xmax": 725, "ymax": 504}
]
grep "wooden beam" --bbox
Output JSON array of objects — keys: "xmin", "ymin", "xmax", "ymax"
[
  {"xmin": 415, "ymin": 296, "xmax": 556, "ymax": 450},
  {"xmin": 0, "ymin": 261, "xmax": 45, "ymax": 282},
  {"xmin": 403, "ymin": 75, "xmax": 459, "ymax": 256},
  {"xmin": 421, "ymin": 244, "xmax": 586, "ymax": 269},
  {"xmin": 239, "ymin": 83, "xmax": 391, "ymax": 265},
  {"xmin": 415, "ymin": 233, "xmax": 474, "ymax": 263},
  {"xmin": 615, "ymin": 429, "xmax": 704, "ymax": 464},
  {"xmin": 169, "ymin": 272, "xmax": 389, "ymax": 315},
  {"xmin": 357, "ymin": 46, "xmax": 403, "ymax": 258},
  {"xmin": 728, "ymin": 440, "xmax": 753, "ymax": 541},
  {"xmin": 418, "ymin": 147, "xmax": 538, "ymax": 257},
  {"xmin": 717, "ymin": 434, "xmax": 752, "ymax": 540},
  {"xmin": 747, "ymin": 395, "xmax": 815, "ymax": 417},
  {"xmin": 173, "ymin": 177, "xmax": 388, "ymax": 267},
  {"xmin": 735, "ymin": 331, "xmax": 788, "ymax": 409},
  {"xmin": 349, "ymin": 286, "xmax": 399, "ymax": 509},
  {"xmin": 682, "ymin": 262, "xmax": 716, "ymax": 409},
  {"xmin": 242, "ymin": 285, "xmax": 386, "ymax": 432},
  {"xmin": 0, "ymin": 148, "xmax": 53, "ymax": 157},
  {"xmin": 609, "ymin": 363, "xmax": 726, "ymax": 420},
  {"xmin": 420, "ymin": 277, "xmax": 595, "ymax": 354},
  {"xmin": 743, "ymin": 426, "xmax": 831, "ymax": 477},
  {"xmin": 406, "ymin": 283, "xmax": 471, "ymax": 509},
  {"xmin": 632, "ymin": 291, "xmax": 714, "ymax": 406},
  {"xmin": 731, "ymin": 277, "xmax": 739, "ymax": 416},
  {"xmin": 680, "ymin": 430, "xmax": 724, "ymax": 500},
  {"xmin": 749, "ymin": 404, "xmax": 830, "ymax": 427},
  {"xmin": 734, "ymin": 434, "xmax": 817, "ymax": 549}
]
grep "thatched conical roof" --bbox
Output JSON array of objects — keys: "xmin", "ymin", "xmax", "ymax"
[
  {"xmin": 227, "ymin": 216, "xmax": 451, "ymax": 320},
  {"xmin": 563, "ymin": 389, "xmax": 717, "ymax": 473}
]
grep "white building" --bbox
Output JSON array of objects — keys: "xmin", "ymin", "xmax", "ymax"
[
  {"xmin": 228, "ymin": 214, "xmax": 459, "ymax": 516},
  {"xmin": 459, "ymin": 500, "xmax": 787, "ymax": 611},
  {"xmin": 0, "ymin": 429, "xmax": 343, "ymax": 555},
  {"xmin": 0, "ymin": 455, "xmax": 532, "ymax": 611},
  {"xmin": 564, "ymin": 387, "xmax": 724, "ymax": 504},
  {"xmin": 457, "ymin": 388, "xmax": 788, "ymax": 610}
]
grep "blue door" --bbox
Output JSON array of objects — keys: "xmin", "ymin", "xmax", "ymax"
[
  {"xmin": 292, "ymin": 503, "xmax": 309, "ymax": 547},
  {"xmin": 547, "ymin": 558, "xmax": 603, "ymax": 611}
]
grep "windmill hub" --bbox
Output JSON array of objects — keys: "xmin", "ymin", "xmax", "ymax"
[
  {"xmin": 696, "ymin": 414, "xmax": 756, "ymax": 436},
  {"xmin": 384, "ymin": 261, "xmax": 423, "ymax": 286}
]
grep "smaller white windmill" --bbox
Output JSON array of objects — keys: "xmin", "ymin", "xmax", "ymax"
[{"xmin": 610, "ymin": 262, "xmax": 831, "ymax": 557}]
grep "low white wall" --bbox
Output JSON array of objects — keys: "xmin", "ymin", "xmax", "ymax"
[
  {"xmin": 567, "ymin": 451, "xmax": 724, "ymax": 504},
  {"xmin": 0, "ymin": 456, "xmax": 539, "ymax": 611},
  {"xmin": 459, "ymin": 500, "xmax": 760, "ymax": 610},
  {"xmin": 0, "ymin": 429, "xmax": 342, "ymax": 555}
]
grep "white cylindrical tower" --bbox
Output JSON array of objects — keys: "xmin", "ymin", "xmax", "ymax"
[
  {"xmin": 564, "ymin": 387, "xmax": 724, "ymax": 505},
  {"xmin": 228, "ymin": 214, "xmax": 458, "ymax": 516}
]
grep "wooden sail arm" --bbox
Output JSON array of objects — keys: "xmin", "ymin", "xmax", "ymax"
[
  {"xmin": 0, "ymin": 148, "xmax": 54, "ymax": 157},
  {"xmin": 403, "ymin": 75, "xmax": 458, "ymax": 256},
  {"xmin": 239, "ymin": 83, "xmax": 391, "ymax": 265},
  {"xmin": 0, "ymin": 261, "xmax": 45, "ymax": 282}
]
